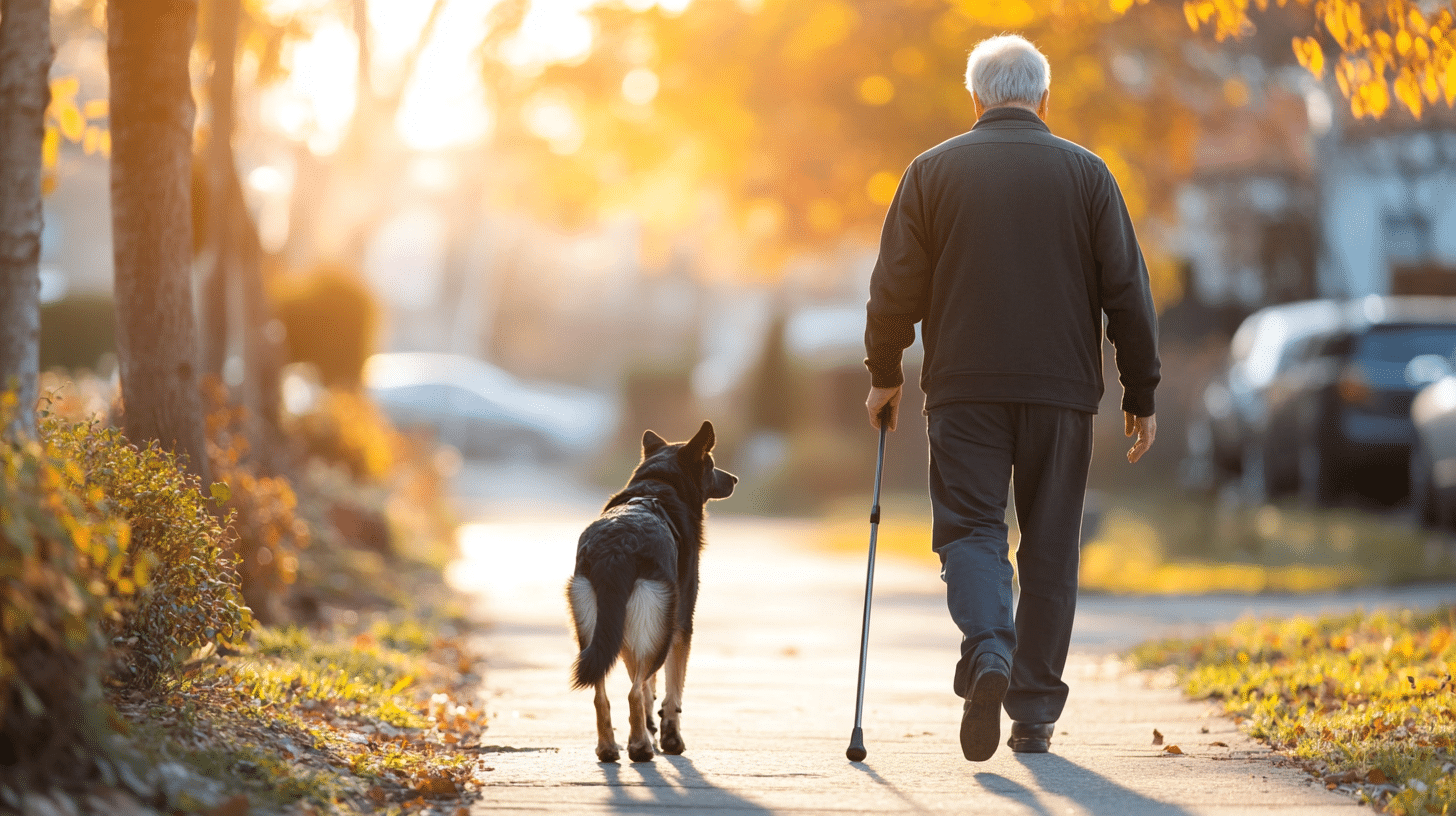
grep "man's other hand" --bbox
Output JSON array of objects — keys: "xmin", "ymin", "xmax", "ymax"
[
  {"xmin": 866, "ymin": 385, "xmax": 903, "ymax": 431},
  {"xmin": 1124, "ymin": 412, "xmax": 1156, "ymax": 464}
]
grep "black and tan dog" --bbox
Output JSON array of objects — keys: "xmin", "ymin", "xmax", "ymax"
[{"xmin": 567, "ymin": 421, "xmax": 736, "ymax": 763}]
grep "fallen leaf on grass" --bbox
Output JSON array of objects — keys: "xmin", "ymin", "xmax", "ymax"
[
  {"xmin": 1152, "ymin": 729, "xmax": 1164, "ymax": 746},
  {"xmin": 415, "ymin": 776, "xmax": 456, "ymax": 796},
  {"xmin": 1164, "ymin": 745, "xmax": 1183, "ymax": 755},
  {"xmin": 1209, "ymin": 741, "xmax": 1229, "ymax": 747},
  {"xmin": 1368, "ymin": 768, "xmax": 1389, "ymax": 785},
  {"xmin": 367, "ymin": 787, "xmax": 388, "ymax": 805}
]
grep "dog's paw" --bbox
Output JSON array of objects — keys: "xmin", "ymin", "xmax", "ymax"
[
  {"xmin": 597, "ymin": 745, "xmax": 621, "ymax": 763},
  {"xmin": 628, "ymin": 743, "xmax": 655, "ymax": 763},
  {"xmin": 660, "ymin": 720, "xmax": 685, "ymax": 754}
]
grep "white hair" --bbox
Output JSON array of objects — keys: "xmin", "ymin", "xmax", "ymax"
[{"xmin": 964, "ymin": 35, "xmax": 1051, "ymax": 108}]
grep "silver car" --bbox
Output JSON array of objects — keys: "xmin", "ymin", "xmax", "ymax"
[{"xmin": 363, "ymin": 352, "xmax": 619, "ymax": 462}]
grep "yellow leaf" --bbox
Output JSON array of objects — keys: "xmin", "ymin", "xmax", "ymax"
[
  {"xmin": 1396, "ymin": 69, "xmax": 1423, "ymax": 118},
  {"xmin": 1165, "ymin": 744, "xmax": 1184, "ymax": 754},
  {"xmin": 1185, "ymin": 0, "xmax": 1201, "ymax": 30},
  {"xmin": 1110, "ymin": 0, "xmax": 1136, "ymax": 15},
  {"xmin": 1397, "ymin": 29, "xmax": 1413, "ymax": 56},
  {"xmin": 49, "ymin": 76, "xmax": 79, "ymax": 103},
  {"xmin": 83, "ymin": 126, "xmax": 101, "ymax": 156},
  {"xmin": 1411, "ymin": 7, "xmax": 1429, "ymax": 36},
  {"xmin": 99, "ymin": 130, "xmax": 110, "ymax": 158},
  {"xmin": 42, "ymin": 126, "xmax": 59, "ymax": 169},
  {"xmin": 1365, "ymin": 78, "xmax": 1390, "ymax": 117},
  {"xmin": 41, "ymin": 173, "xmax": 56, "ymax": 196},
  {"xmin": 1293, "ymin": 36, "xmax": 1325, "ymax": 78},
  {"xmin": 1324, "ymin": 0, "xmax": 1348, "ymax": 47},
  {"xmin": 57, "ymin": 104, "xmax": 84, "ymax": 142}
]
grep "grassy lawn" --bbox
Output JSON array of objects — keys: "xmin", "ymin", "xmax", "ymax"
[{"xmin": 1133, "ymin": 608, "xmax": 1456, "ymax": 815}]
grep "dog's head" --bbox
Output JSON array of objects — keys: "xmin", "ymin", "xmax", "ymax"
[{"xmin": 640, "ymin": 421, "xmax": 737, "ymax": 501}]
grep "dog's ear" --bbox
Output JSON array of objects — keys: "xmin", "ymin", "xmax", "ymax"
[
  {"xmin": 642, "ymin": 430, "xmax": 668, "ymax": 455},
  {"xmin": 681, "ymin": 420, "xmax": 715, "ymax": 457}
]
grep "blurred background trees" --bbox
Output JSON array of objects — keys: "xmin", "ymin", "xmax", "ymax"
[{"xmin": 5, "ymin": 0, "xmax": 1456, "ymax": 501}]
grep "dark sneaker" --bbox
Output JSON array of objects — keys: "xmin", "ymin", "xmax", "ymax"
[
  {"xmin": 960, "ymin": 656, "xmax": 1009, "ymax": 761},
  {"xmin": 1008, "ymin": 721, "xmax": 1054, "ymax": 753}
]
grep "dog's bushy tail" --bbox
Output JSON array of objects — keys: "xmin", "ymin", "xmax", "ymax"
[{"xmin": 567, "ymin": 559, "xmax": 632, "ymax": 689}]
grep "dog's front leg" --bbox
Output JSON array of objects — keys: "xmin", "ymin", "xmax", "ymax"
[
  {"xmin": 659, "ymin": 629, "xmax": 691, "ymax": 755},
  {"xmin": 593, "ymin": 681, "xmax": 620, "ymax": 762}
]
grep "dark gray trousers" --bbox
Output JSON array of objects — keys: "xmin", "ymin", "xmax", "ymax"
[{"xmin": 928, "ymin": 401, "xmax": 1093, "ymax": 725}]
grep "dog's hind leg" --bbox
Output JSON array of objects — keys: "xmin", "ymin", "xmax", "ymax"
[
  {"xmin": 623, "ymin": 651, "xmax": 655, "ymax": 762},
  {"xmin": 659, "ymin": 629, "xmax": 691, "ymax": 755},
  {"xmin": 593, "ymin": 681, "xmax": 620, "ymax": 762},
  {"xmin": 645, "ymin": 671, "xmax": 659, "ymax": 736}
]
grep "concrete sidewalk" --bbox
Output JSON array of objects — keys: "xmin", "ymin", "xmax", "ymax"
[{"xmin": 454, "ymin": 514, "xmax": 1365, "ymax": 814}]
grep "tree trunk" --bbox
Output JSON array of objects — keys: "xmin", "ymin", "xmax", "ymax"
[
  {"xmin": 0, "ymin": 0, "xmax": 52, "ymax": 438},
  {"xmin": 108, "ymin": 0, "xmax": 210, "ymax": 483},
  {"xmin": 200, "ymin": 0, "xmax": 239, "ymax": 379}
]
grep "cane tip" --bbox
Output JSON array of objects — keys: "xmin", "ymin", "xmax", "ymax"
[{"xmin": 846, "ymin": 727, "xmax": 866, "ymax": 762}]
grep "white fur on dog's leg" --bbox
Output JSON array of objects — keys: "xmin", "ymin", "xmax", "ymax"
[
  {"xmin": 593, "ymin": 681, "xmax": 619, "ymax": 762},
  {"xmin": 623, "ymin": 579, "xmax": 670, "ymax": 659},
  {"xmin": 659, "ymin": 629, "xmax": 690, "ymax": 755}
]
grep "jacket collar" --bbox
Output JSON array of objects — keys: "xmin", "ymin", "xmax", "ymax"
[{"xmin": 971, "ymin": 106, "xmax": 1049, "ymax": 132}]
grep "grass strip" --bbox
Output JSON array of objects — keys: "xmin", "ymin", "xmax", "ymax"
[
  {"xmin": 111, "ymin": 609, "xmax": 490, "ymax": 815},
  {"xmin": 1133, "ymin": 608, "xmax": 1456, "ymax": 814}
]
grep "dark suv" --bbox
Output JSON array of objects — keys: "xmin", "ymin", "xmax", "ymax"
[{"xmin": 1246, "ymin": 296, "xmax": 1456, "ymax": 505}]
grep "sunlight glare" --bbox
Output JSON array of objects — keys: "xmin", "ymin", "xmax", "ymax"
[
  {"xmin": 620, "ymin": 67, "xmax": 659, "ymax": 105},
  {"xmin": 397, "ymin": 1, "xmax": 495, "ymax": 150},
  {"xmin": 525, "ymin": 92, "xmax": 585, "ymax": 154},
  {"xmin": 500, "ymin": 0, "xmax": 596, "ymax": 71},
  {"xmin": 267, "ymin": 19, "xmax": 358, "ymax": 155}
]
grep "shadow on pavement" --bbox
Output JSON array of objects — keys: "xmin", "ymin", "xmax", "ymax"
[
  {"xmin": 850, "ymin": 762, "xmax": 933, "ymax": 814},
  {"xmin": 1013, "ymin": 753, "xmax": 1196, "ymax": 816},
  {"xmin": 598, "ymin": 756, "xmax": 775, "ymax": 814},
  {"xmin": 971, "ymin": 773, "xmax": 1055, "ymax": 816}
]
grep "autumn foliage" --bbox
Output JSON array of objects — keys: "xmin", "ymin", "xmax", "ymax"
[{"xmin": 1183, "ymin": 0, "xmax": 1456, "ymax": 119}]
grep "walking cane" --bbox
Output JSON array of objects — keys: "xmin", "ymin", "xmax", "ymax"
[{"xmin": 846, "ymin": 405, "xmax": 890, "ymax": 763}]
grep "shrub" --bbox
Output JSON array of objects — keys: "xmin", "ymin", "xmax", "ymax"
[
  {"xmin": 288, "ymin": 387, "xmax": 395, "ymax": 483},
  {"xmin": 0, "ymin": 396, "xmax": 130, "ymax": 786},
  {"xmin": 204, "ymin": 382, "xmax": 310, "ymax": 625},
  {"xmin": 40, "ymin": 295, "xmax": 116, "ymax": 373},
  {"xmin": 272, "ymin": 267, "xmax": 378, "ymax": 389},
  {"xmin": 46, "ymin": 416, "xmax": 251, "ymax": 687}
]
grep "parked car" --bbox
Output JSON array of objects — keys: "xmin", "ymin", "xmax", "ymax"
[
  {"xmin": 1247, "ymin": 296, "xmax": 1456, "ymax": 505},
  {"xmin": 1191, "ymin": 299, "xmax": 1342, "ymax": 480},
  {"xmin": 363, "ymin": 352, "xmax": 620, "ymax": 462},
  {"xmin": 1411, "ymin": 375, "xmax": 1456, "ymax": 528}
]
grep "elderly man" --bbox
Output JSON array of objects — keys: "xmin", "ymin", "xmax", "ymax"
[{"xmin": 863, "ymin": 34, "xmax": 1160, "ymax": 762}]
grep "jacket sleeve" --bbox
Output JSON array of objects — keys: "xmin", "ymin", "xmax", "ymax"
[
  {"xmin": 1092, "ymin": 164, "xmax": 1161, "ymax": 416},
  {"xmin": 864, "ymin": 163, "xmax": 931, "ymax": 388}
]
